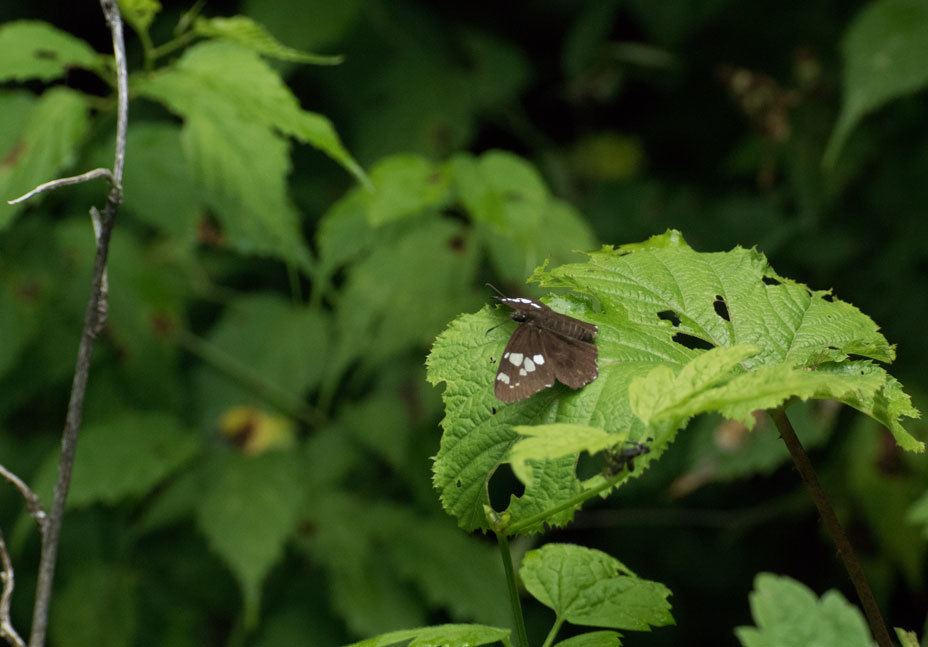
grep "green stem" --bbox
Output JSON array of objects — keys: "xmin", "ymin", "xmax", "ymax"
[
  {"xmin": 770, "ymin": 407, "xmax": 892, "ymax": 647},
  {"xmin": 149, "ymin": 30, "xmax": 198, "ymax": 63},
  {"xmin": 505, "ymin": 472, "xmax": 624, "ymax": 535},
  {"xmin": 177, "ymin": 329, "xmax": 322, "ymax": 427},
  {"xmin": 540, "ymin": 616, "xmax": 565, "ymax": 647},
  {"xmin": 496, "ymin": 533, "xmax": 529, "ymax": 647}
]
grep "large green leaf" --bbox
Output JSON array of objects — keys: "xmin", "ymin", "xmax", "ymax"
[
  {"xmin": 328, "ymin": 217, "xmax": 480, "ymax": 384},
  {"xmin": 304, "ymin": 496, "xmax": 508, "ymax": 636},
  {"xmin": 824, "ymin": 0, "xmax": 928, "ymax": 166},
  {"xmin": 194, "ymin": 293, "xmax": 328, "ymax": 427},
  {"xmin": 136, "ymin": 41, "xmax": 366, "ymax": 185},
  {"xmin": 451, "ymin": 151, "xmax": 595, "ymax": 281},
  {"xmin": 31, "ymin": 412, "xmax": 200, "ymax": 508},
  {"xmin": 0, "ymin": 20, "xmax": 102, "ymax": 83},
  {"xmin": 520, "ymin": 544, "xmax": 673, "ymax": 632},
  {"xmin": 0, "ymin": 88, "xmax": 90, "ymax": 228},
  {"xmin": 734, "ymin": 573, "xmax": 872, "ymax": 647},
  {"xmin": 427, "ymin": 230, "xmax": 921, "ymax": 533},
  {"xmin": 195, "ymin": 449, "xmax": 306, "ymax": 627}
]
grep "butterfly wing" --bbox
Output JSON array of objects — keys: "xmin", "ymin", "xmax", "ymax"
[
  {"xmin": 541, "ymin": 330, "xmax": 599, "ymax": 390},
  {"xmin": 494, "ymin": 324, "xmax": 556, "ymax": 402}
]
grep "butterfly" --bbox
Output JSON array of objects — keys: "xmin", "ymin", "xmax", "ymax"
[{"xmin": 489, "ymin": 286, "xmax": 599, "ymax": 402}]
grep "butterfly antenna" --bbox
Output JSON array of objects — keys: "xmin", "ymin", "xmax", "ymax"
[
  {"xmin": 485, "ymin": 283, "xmax": 507, "ymax": 298},
  {"xmin": 485, "ymin": 321, "xmax": 507, "ymax": 336}
]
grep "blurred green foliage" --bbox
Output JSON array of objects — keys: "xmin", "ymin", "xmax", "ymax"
[{"xmin": 0, "ymin": 0, "xmax": 926, "ymax": 645}]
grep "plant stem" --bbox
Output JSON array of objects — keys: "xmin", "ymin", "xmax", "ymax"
[
  {"xmin": 496, "ymin": 533, "xmax": 529, "ymax": 647},
  {"xmin": 770, "ymin": 406, "xmax": 892, "ymax": 647},
  {"xmin": 176, "ymin": 329, "xmax": 322, "ymax": 427},
  {"xmin": 540, "ymin": 617, "xmax": 565, "ymax": 647}
]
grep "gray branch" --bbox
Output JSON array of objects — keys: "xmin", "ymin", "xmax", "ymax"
[
  {"xmin": 0, "ymin": 531, "xmax": 25, "ymax": 647},
  {"xmin": 6, "ymin": 169, "xmax": 114, "ymax": 205},
  {"xmin": 26, "ymin": 2, "xmax": 129, "ymax": 646}
]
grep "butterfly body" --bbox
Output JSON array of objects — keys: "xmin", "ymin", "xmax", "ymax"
[{"xmin": 493, "ymin": 295, "xmax": 599, "ymax": 402}]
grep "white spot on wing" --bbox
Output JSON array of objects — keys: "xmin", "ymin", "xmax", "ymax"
[
  {"xmin": 523, "ymin": 358, "xmax": 535, "ymax": 372},
  {"xmin": 519, "ymin": 369, "xmax": 527, "ymax": 376},
  {"xmin": 508, "ymin": 352, "xmax": 523, "ymax": 366},
  {"xmin": 533, "ymin": 354, "xmax": 545, "ymax": 365},
  {"xmin": 503, "ymin": 352, "xmax": 510, "ymax": 359},
  {"xmin": 497, "ymin": 372, "xmax": 510, "ymax": 384}
]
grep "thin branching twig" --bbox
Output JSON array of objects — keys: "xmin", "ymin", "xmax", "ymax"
[
  {"xmin": 20, "ymin": 2, "xmax": 129, "ymax": 646},
  {"xmin": 6, "ymin": 169, "xmax": 114, "ymax": 205},
  {"xmin": 770, "ymin": 407, "xmax": 892, "ymax": 647},
  {"xmin": 0, "ymin": 467, "xmax": 45, "ymax": 530},
  {"xmin": 0, "ymin": 531, "xmax": 25, "ymax": 647}
]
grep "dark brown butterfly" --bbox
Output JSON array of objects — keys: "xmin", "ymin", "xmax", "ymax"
[{"xmin": 490, "ymin": 287, "xmax": 599, "ymax": 402}]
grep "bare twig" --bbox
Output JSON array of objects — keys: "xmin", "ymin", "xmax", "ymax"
[
  {"xmin": 6, "ymin": 169, "xmax": 114, "ymax": 205},
  {"xmin": 0, "ymin": 531, "xmax": 25, "ymax": 647},
  {"xmin": 27, "ymin": 2, "xmax": 129, "ymax": 646},
  {"xmin": 770, "ymin": 407, "xmax": 892, "ymax": 647},
  {"xmin": 0, "ymin": 466, "xmax": 45, "ymax": 530}
]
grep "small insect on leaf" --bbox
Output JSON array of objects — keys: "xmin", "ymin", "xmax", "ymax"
[
  {"xmin": 602, "ymin": 439, "xmax": 652, "ymax": 476},
  {"xmin": 487, "ymin": 285, "xmax": 599, "ymax": 402}
]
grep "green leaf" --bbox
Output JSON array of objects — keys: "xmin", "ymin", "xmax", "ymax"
[
  {"xmin": 452, "ymin": 151, "xmax": 595, "ymax": 281},
  {"xmin": 329, "ymin": 217, "xmax": 479, "ymax": 381},
  {"xmin": 195, "ymin": 294, "xmax": 328, "ymax": 427},
  {"xmin": 824, "ymin": 0, "xmax": 928, "ymax": 167},
  {"xmin": 539, "ymin": 231, "xmax": 920, "ymax": 450},
  {"xmin": 304, "ymin": 495, "xmax": 508, "ymax": 634},
  {"xmin": 907, "ymin": 490, "xmax": 928, "ymax": 538},
  {"xmin": 520, "ymin": 544, "xmax": 673, "ymax": 631},
  {"xmin": 427, "ymin": 230, "xmax": 921, "ymax": 532},
  {"xmin": 554, "ymin": 631, "xmax": 622, "ymax": 647},
  {"xmin": 0, "ymin": 20, "xmax": 102, "ymax": 83},
  {"xmin": 343, "ymin": 624, "xmax": 511, "ymax": 647},
  {"xmin": 119, "ymin": 0, "xmax": 161, "ymax": 33},
  {"xmin": 196, "ymin": 449, "xmax": 306, "ymax": 628},
  {"xmin": 894, "ymin": 627, "xmax": 920, "ymax": 647},
  {"xmin": 383, "ymin": 514, "xmax": 510, "ymax": 628},
  {"xmin": 0, "ymin": 87, "xmax": 90, "ymax": 228},
  {"xmin": 112, "ymin": 122, "xmax": 201, "ymax": 240},
  {"xmin": 362, "ymin": 154, "xmax": 452, "ymax": 226},
  {"xmin": 137, "ymin": 41, "xmax": 367, "ymax": 187},
  {"xmin": 734, "ymin": 573, "xmax": 872, "ymax": 647},
  {"xmin": 193, "ymin": 16, "xmax": 343, "ymax": 65},
  {"xmin": 509, "ymin": 424, "xmax": 633, "ymax": 486},
  {"xmin": 50, "ymin": 563, "xmax": 138, "ymax": 647},
  {"xmin": 31, "ymin": 413, "xmax": 200, "ymax": 508}
]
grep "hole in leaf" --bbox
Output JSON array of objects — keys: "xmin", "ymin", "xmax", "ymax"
[
  {"xmin": 487, "ymin": 463, "xmax": 524, "ymax": 511},
  {"xmin": 456, "ymin": 479, "xmax": 462, "ymax": 488},
  {"xmin": 762, "ymin": 276, "xmax": 780, "ymax": 286},
  {"xmin": 713, "ymin": 295, "xmax": 730, "ymax": 321},
  {"xmin": 657, "ymin": 310, "xmax": 681, "ymax": 327},
  {"xmin": 491, "ymin": 407, "xmax": 497, "ymax": 415},
  {"xmin": 822, "ymin": 293, "xmax": 835, "ymax": 302},
  {"xmin": 672, "ymin": 333, "xmax": 715, "ymax": 351},
  {"xmin": 827, "ymin": 346, "xmax": 838, "ymax": 351}
]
